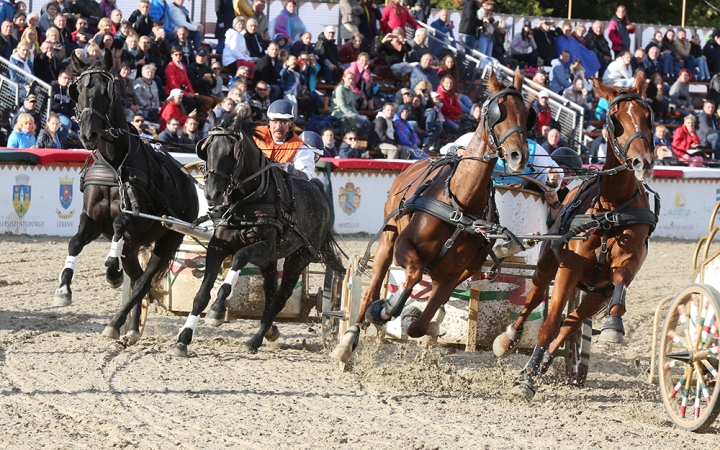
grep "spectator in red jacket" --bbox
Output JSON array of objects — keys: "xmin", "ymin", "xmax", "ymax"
[
  {"xmin": 380, "ymin": 0, "xmax": 419, "ymax": 35},
  {"xmin": 164, "ymin": 45, "xmax": 212, "ymax": 119},
  {"xmin": 159, "ymin": 88, "xmax": 197, "ymax": 131},
  {"xmin": 531, "ymin": 89, "xmax": 552, "ymax": 135},
  {"xmin": 436, "ymin": 75, "xmax": 461, "ymax": 135},
  {"xmin": 672, "ymin": 114, "xmax": 704, "ymax": 166},
  {"xmin": 607, "ymin": 5, "xmax": 635, "ymax": 58}
]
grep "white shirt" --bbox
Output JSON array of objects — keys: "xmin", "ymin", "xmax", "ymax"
[{"xmin": 223, "ymin": 28, "xmax": 251, "ymax": 67}]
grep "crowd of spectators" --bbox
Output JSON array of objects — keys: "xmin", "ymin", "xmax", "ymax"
[{"xmin": 1, "ymin": 0, "xmax": 719, "ymax": 167}]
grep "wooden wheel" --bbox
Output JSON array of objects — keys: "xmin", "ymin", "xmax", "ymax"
[
  {"xmin": 659, "ymin": 283, "xmax": 720, "ymax": 432},
  {"xmin": 563, "ymin": 289, "xmax": 592, "ymax": 386}
]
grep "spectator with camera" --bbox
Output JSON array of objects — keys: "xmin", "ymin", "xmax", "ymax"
[
  {"xmin": 476, "ymin": 0, "xmax": 495, "ymax": 56},
  {"xmin": 533, "ymin": 19, "xmax": 560, "ymax": 65},
  {"xmin": 165, "ymin": 45, "xmax": 213, "ymax": 120},
  {"xmin": 378, "ymin": 27, "xmax": 413, "ymax": 78},
  {"xmin": 379, "ymin": 0, "xmax": 418, "ymax": 36},
  {"xmin": 511, "ymin": 19, "xmax": 538, "ymax": 68}
]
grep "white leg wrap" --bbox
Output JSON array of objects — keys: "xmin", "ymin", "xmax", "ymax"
[
  {"xmin": 177, "ymin": 314, "xmax": 200, "ymax": 342},
  {"xmin": 59, "ymin": 255, "xmax": 78, "ymax": 282},
  {"xmin": 222, "ymin": 269, "xmax": 239, "ymax": 297},
  {"xmin": 106, "ymin": 238, "xmax": 125, "ymax": 270}
]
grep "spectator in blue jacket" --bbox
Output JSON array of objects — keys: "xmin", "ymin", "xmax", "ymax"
[
  {"xmin": 149, "ymin": 0, "xmax": 176, "ymax": 40},
  {"xmin": 168, "ymin": 0, "xmax": 203, "ymax": 49},
  {"xmin": 431, "ymin": 9, "xmax": 454, "ymax": 39},
  {"xmin": 8, "ymin": 113, "xmax": 37, "ymax": 148},
  {"xmin": 393, "ymin": 104, "xmax": 428, "ymax": 159},
  {"xmin": 410, "ymin": 53, "xmax": 440, "ymax": 91},
  {"xmin": 0, "ymin": 0, "xmax": 15, "ymax": 25},
  {"xmin": 550, "ymin": 50, "xmax": 572, "ymax": 94}
]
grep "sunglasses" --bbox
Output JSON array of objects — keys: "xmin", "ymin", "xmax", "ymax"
[
  {"xmin": 213, "ymin": 67, "xmax": 221, "ymax": 71},
  {"xmin": 256, "ymin": 87, "xmax": 268, "ymax": 91}
]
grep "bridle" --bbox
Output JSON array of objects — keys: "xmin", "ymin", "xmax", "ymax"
[
  {"xmin": 198, "ymin": 127, "xmax": 248, "ymax": 196},
  {"xmin": 473, "ymin": 87, "xmax": 532, "ymax": 163},
  {"xmin": 605, "ymin": 92, "xmax": 654, "ymax": 167},
  {"xmin": 74, "ymin": 68, "xmax": 118, "ymax": 135}
]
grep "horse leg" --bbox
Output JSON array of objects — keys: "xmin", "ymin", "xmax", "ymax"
[
  {"xmin": 546, "ymin": 292, "xmax": 606, "ymax": 357},
  {"xmin": 102, "ymin": 232, "xmax": 183, "ymax": 340},
  {"xmin": 104, "ymin": 212, "xmax": 132, "ymax": 288},
  {"xmin": 405, "ymin": 277, "xmax": 459, "ymax": 339},
  {"xmin": 54, "ymin": 212, "xmax": 102, "ymax": 306},
  {"xmin": 494, "ymin": 248, "xmax": 558, "ymax": 357},
  {"xmin": 243, "ymin": 251, "xmax": 312, "ymax": 353},
  {"xmin": 259, "ymin": 263, "xmax": 280, "ymax": 342},
  {"xmin": 330, "ymin": 228, "xmax": 397, "ymax": 363},
  {"xmin": 206, "ymin": 240, "xmax": 274, "ymax": 327},
  {"xmin": 121, "ymin": 242, "xmax": 144, "ymax": 344},
  {"xmin": 512, "ymin": 266, "xmax": 582, "ymax": 400},
  {"xmin": 169, "ymin": 239, "xmax": 230, "ymax": 357},
  {"xmin": 599, "ymin": 263, "xmax": 641, "ymax": 343}
]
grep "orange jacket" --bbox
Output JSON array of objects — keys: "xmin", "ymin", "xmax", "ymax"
[{"xmin": 253, "ymin": 126, "xmax": 305, "ymax": 163}]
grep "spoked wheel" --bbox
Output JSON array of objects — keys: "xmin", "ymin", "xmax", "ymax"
[
  {"xmin": 321, "ymin": 269, "xmax": 346, "ymax": 351},
  {"xmin": 564, "ymin": 289, "xmax": 592, "ymax": 386},
  {"xmin": 659, "ymin": 283, "xmax": 720, "ymax": 432}
]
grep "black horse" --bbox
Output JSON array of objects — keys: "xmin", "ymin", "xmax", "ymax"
[
  {"xmin": 54, "ymin": 51, "xmax": 199, "ymax": 342},
  {"xmin": 168, "ymin": 113, "xmax": 345, "ymax": 357}
]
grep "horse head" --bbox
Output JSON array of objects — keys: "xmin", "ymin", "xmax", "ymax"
[
  {"xmin": 197, "ymin": 112, "xmax": 262, "ymax": 207},
  {"xmin": 591, "ymin": 71, "xmax": 654, "ymax": 182},
  {"xmin": 476, "ymin": 67, "xmax": 530, "ymax": 173},
  {"xmin": 70, "ymin": 51, "xmax": 124, "ymax": 152}
]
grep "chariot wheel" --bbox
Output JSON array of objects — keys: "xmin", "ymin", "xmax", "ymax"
[
  {"xmin": 320, "ymin": 268, "xmax": 346, "ymax": 351},
  {"xmin": 658, "ymin": 283, "xmax": 720, "ymax": 432},
  {"xmin": 563, "ymin": 289, "xmax": 592, "ymax": 386}
]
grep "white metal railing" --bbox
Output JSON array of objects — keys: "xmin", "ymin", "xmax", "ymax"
[{"xmin": 0, "ymin": 56, "xmax": 52, "ymax": 130}]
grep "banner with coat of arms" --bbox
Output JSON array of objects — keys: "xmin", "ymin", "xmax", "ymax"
[{"xmin": 12, "ymin": 174, "xmax": 31, "ymax": 218}]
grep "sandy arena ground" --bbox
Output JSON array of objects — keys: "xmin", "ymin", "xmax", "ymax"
[{"xmin": 0, "ymin": 234, "xmax": 717, "ymax": 449}]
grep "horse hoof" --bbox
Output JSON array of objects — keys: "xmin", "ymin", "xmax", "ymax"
[
  {"xmin": 511, "ymin": 383, "xmax": 536, "ymax": 401},
  {"xmin": 241, "ymin": 342, "xmax": 260, "ymax": 354},
  {"xmin": 264, "ymin": 325, "xmax": 280, "ymax": 342},
  {"xmin": 330, "ymin": 325, "xmax": 360, "ymax": 363},
  {"xmin": 105, "ymin": 271, "xmax": 123, "ymax": 289},
  {"xmin": 101, "ymin": 326, "xmax": 120, "ymax": 340},
  {"xmin": 53, "ymin": 287, "xmax": 72, "ymax": 307},
  {"xmin": 124, "ymin": 331, "xmax": 142, "ymax": 345},
  {"xmin": 167, "ymin": 342, "xmax": 188, "ymax": 358},
  {"xmin": 493, "ymin": 324, "xmax": 523, "ymax": 357},
  {"xmin": 204, "ymin": 310, "xmax": 225, "ymax": 327},
  {"xmin": 598, "ymin": 328, "xmax": 625, "ymax": 344},
  {"xmin": 365, "ymin": 300, "xmax": 389, "ymax": 327}
]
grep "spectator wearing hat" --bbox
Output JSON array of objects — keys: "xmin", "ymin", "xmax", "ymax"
[
  {"xmin": 253, "ymin": 99, "xmax": 321, "ymax": 180},
  {"xmin": 380, "ymin": 0, "xmax": 418, "ymax": 36},
  {"xmin": 12, "ymin": 94, "xmax": 40, "ymax": 134},
  {"xmin": 159, "ymin": 88, "xmax": 198, "ymax": 131},
  {"xmin": 270, "ymin": 0, "xmax": 306, "ymax": 42},
  {"xmin": 533, "ymin": 19, "xmax": 560, "ymax": 65},
  {"xmin": 511, "ymin": 19, "xmax": 538, "ymax": 68},
  {"xmin": 703, "ymin": 30, "xmax": 720, "ymax": 74},
  {"xmin": 188, "ymin": 49, "xmax": 220, "ymax": 103},
  {"xmin": 696, "ymin": 99, "xmax": 720, "ymax": 159},
  {"xmin": 585, "ymin": 21, "xmax": 612, "ymax": 77},
  {"xmin": 531, "ymin": 90, "xmax": 552, "ymax": 136},
  {"xmin": 607, "ymin": 4, "xmax": 635, "ymax": 58},
  {"xmin": 394, "ymin": 87, "xmax": 413, "ymax": 111},
  {"xmin": 316, "ymin": 25, "xmax": 342, "ymax": 84},
  {"xmin": 74, "ymin": 26, "xmax": 93, "ymax": 52}
]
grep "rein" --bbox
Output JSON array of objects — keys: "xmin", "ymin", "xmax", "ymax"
[{"xmin": 605, "ymin": 92, "xmax": 654, "ymax": 167}]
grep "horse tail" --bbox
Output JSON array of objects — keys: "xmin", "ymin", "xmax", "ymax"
[{"xmin": 319, "ymin": 230, "xmax": 347, "ymax": 277}]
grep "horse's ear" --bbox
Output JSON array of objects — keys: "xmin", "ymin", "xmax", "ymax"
[
  {"xmin": 102, "ymin": 49, "xmax": 113, "ymax": 71},
  {"xmin": 71, "ymin": 50, "xmax": 87, "ymax": 72},
  {"xmin": 486, "ymin": 66, "xmax": 503, "ymax": 94},
  {"xmin": 591, "ymin": 76, "xmax": 614, "ymax": 100},
  {"xmin": 632, "ymin": 70, "xmax": 647, "ymax": 96},
  {"xmin": 512, "ymin": 67, "xmax": 524, "ymax": 92},
  {"xmin": 68, "ymin": 83, "xmax": 79, "ymax": 103},
  {"xmin": 207, "ymin": 110, "xmax": 216, "ymax": 129},
  {"xmin": 232, "ymin": 112, "xmax": 244, "ymax": 130}
]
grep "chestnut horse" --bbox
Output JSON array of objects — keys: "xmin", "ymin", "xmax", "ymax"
[
  {"xmin": 331, "ymin": 68, "xmax": 534, "ymax": 363},
  {"xmin": 494, "ymin": 71, "xmax": 658, "ymax": 399}
]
